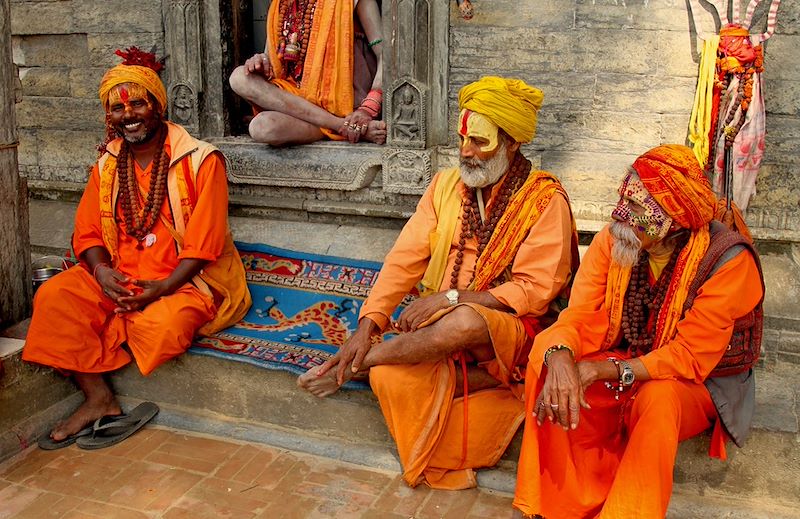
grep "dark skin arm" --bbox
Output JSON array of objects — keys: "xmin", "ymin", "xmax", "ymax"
[
  {"xmin": 84, "ymin": 245, "xmax": 209, "ymax": 313},
  {"xmin": 534, "ymin": 350, "xmax": 651, "ymax": 430},
  {"xmin": 317, "ymin": 289, "xmax": 510, "ymax": 386}
]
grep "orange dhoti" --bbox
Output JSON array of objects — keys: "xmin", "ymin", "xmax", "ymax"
[
  {"xmin": 23, "ymin": 266, "xmax": 215, "ymax": 376},
  {"xmin": 513, "ymin": 351, "xmax": 716, "ymax": 519},
  {"xmin": 369, "ymin": 303, "xmax": 534, "ymax": 490}
]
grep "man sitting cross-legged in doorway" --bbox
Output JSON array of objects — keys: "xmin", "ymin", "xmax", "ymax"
[
  {"xmin": 229, "ymin": 0, "xmax": 387, "ymax": 146},
  {"xmin": 298, "ymin": 76, "xmax": 580, "ymax": 490}
]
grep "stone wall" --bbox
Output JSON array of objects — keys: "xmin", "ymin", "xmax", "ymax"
[
  {"xmin": 10, "ymin": 0, "xmax": 164, "ymax": 185},
  {"xmin": 448, "ymin": 0, "xmax": 800, "ymax": 240},
  {"xmin": 9, "ymin": 0, "xmax": 800, "ymax": 243}
]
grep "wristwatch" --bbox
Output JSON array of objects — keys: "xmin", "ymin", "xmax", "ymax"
[
  {"xmin": 619, "ymin": 359, "xmax": 635, "ymax": 386},
  {"xmin": 445, "ymin": 289, "xmax": 459, "ymax": 306}
]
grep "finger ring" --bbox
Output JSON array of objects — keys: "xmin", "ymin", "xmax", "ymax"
[
  {"xmin": 538, "ymin": 402, "xmax": 546, "ymax": 408},
  {"xmin": 550, "ymin": 404, "xmax": 559, "ymax": 409}
]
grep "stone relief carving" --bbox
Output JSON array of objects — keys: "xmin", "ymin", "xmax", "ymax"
[
  {"xmin": 163, "ymin": 0, "xmax": 203, "ymax": 134},
  {"xmin": 386, "ymin": 79, "xmax": 426, "ymax": 149},
  {"xmin": 170, "ymin": 83, "xmax": 197, "ymax": 127},
  {"xmin": 382, "ymin": 149, "xmax": 433, "ymax": 194}
]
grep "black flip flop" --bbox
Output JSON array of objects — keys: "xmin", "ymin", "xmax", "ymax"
[
  {"xmin": 38, "ymin": 425, "xmax": 94, "ymax": 450},
  {"xmin": 76, "ymin": 402, "xmax": 159, "ymax": 450}
]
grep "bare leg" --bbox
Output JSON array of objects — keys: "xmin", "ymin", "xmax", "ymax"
[
  {"xmin": 229, "ymin": 66, "xmax": 344, "ymax": 132},
  {"xmin": 50, "ymin": 373, "xmax": 121, "ymax": 441},
  {"xmin": 299, "ymin": 306, "xmax": 493, "ymax": 397},
  {"xmin": 250, "ymin": 111, "xmax": 325, "ymax": 146}
]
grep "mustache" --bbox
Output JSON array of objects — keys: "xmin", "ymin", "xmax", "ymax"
[{"xmin": 460, "ymin": 157, "xmax": 485, "ymax": 169}]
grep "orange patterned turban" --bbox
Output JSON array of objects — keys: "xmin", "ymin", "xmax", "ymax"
[
  {"xmin": 632, "ymin": 144, "xmax": 717, "ymax": 230},
  {"xmin": 458, "ymin": 76, "xmax": 544, "ymax": 143},
  {"xmin": 98, "ymin": 64, "xmax": 167, "ymax": 115}
]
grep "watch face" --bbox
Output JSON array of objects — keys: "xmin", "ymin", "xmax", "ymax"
[{"xmin": 621, "ymin": 368, "xmax": 635, "ymax": 386}]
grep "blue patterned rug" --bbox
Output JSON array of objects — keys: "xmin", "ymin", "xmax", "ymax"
[{"xmin": 190, "ymin": 242, "xmax": 413, "ymax": 389}]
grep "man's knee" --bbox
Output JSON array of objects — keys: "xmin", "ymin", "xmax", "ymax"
[
  {"xmin": 249, "ymin": 112, "xmax": 287, "ymax": 145},
  {"xmin": 228, "ymin": 65, "xmax": 251, "ymax": 96},
  {"xmin": 439, "ymin": 305, "xmax": 491, "ymax": 346},
  {"xmin": 630, "ymin": 380, "xmax": 682, "ymax": 428}
]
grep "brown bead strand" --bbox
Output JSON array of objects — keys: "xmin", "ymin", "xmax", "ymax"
[
  {"xmin": 621, "ymin": 233, "xmax": 689, "ymax": 357},
  {"xmin": 449, "ymin": 152, "xmax": 532, "ymax": 289},
  {"xmin": 115, "ymin": 124, "xmax": 170, "ymax": 242}
]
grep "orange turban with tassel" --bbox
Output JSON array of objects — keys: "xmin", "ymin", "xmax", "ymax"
[
  {"xmin": 98, "ymin": 48, "xmax": 167, "ymax": 115},
  {"xmin": 632, "ymin": 144, "xmax": 717, "ymax": 230}
]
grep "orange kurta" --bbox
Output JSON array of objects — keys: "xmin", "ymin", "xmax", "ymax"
[
  {"xmin": 364, "ymin": 169, "xmax": 576, "ymax": 490},
  {"xmin": 513, "ymin": 224, "xmax": 763, "ymax": 519},
  {"xmin": 23, "ymin": 137, "xmax": 230, "ymax": 376},
  {"xmin": 264, "ymin": 0, "xmax": 354, "ymax": 140}
]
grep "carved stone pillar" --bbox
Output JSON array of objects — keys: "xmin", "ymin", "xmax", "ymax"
[
  {"xmin": 163, "ymin": 0, "xmax": 204, "ymax": 135},
  {"xmin": 0, "ymin": 0, "xmax": 32, "ymax": 326},
  {"xmin": 382, "ymin": 0, "xmax": 449, "ymax": 194}
]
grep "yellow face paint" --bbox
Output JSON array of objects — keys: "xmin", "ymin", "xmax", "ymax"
[
  {"xmin": 106, "ymin": 83, "xmax": 151, "ymax": 114},
  {"xmin": 458, "ymin": 109, "xmax": 499, "ymax": 153}
]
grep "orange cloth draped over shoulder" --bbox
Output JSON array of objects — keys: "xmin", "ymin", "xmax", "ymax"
[
  {"xmin": 364, "ymin": 77, "xmax": 576, "ymax": 491},
  {"xmin": 513, "ymin": 145, "xmax": 763, "ymax": 519},
  {"xmin": 265, "ymin": 0, "xmax": 353, "ymax": 140},
  {"xmin": 23, "ymin": 122, "xmax": 249, "ymax": 376}
]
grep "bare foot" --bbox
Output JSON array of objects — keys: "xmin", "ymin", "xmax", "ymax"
[
  {"xmin": 363, "ymin": 120, "xmax": 387, "ymax": 145},
  {"xmin": 50, "ymin": 396, "xmax": 122, "ymax": 441},
  {"xmin": 297, "ymin": 364, "xmax": 353, "ymax": 398}
]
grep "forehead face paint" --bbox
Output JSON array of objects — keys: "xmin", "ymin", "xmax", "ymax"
[
  {"xmin": 458, "ymin": 109, "xmax": 500, "ymax": 153},
  {"xmin": 107, "ymin": 83, "xmax": 151, "ymax": 113},
  {"xmin": 611, "ymin": 173, "xmax": 673, "ymax": 239}
]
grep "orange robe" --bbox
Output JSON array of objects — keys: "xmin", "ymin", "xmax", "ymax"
[
  {"xmin": 363, "ymin": 170, "xmax": 576, "ymax": 490},
  {"xmin": 513, "ymin": 225, "xmax": 764, "ymax": 519},
  {"xmin": 264, "ymin": 0, "xmax": 354, "ymax": 140},
  {"xmin": 23, "ymin": 136, "xmax": 230, "ymax": 376}
]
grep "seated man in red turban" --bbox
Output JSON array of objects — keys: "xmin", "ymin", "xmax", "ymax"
[
  {"xmin": 512, "ymin": 145, "xmax": 765, "ymax": 519},
  {"xmin": 23, "ymin": 48, "xmax": 251, "ymax": 449}
]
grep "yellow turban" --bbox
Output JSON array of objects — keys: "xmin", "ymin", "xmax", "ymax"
[
  {"xmin": 458, "ymin": 76, "xmax": 544, "ymax": 143},
  {"xmin": 98, "ymin": 64, "xmax": 167, "ymax": 115}
]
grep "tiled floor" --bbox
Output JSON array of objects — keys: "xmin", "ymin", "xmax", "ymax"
[{"xmin": 0, "ymin": 427, "xmax": 516, "ymax": 519}]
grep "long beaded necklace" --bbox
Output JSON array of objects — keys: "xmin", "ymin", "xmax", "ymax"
[
  {"xmin": 116, "ymin": 124, "xmax": 170, "ymax": 245},
  {"xmin": 276, "ymin": 0, "xmax": 317, "ymax": 81},
  {"xmin": 449, "ymin": 152, "xmax": 532, "ymax": 289},
  {"xmin": 621, "ymin": 233, "xmax": 689, "ymax": 357}
]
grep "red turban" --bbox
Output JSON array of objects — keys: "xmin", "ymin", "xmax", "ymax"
[{"xmin": 632, "ymin": 144, "xmax": 717, "ymax": 230}]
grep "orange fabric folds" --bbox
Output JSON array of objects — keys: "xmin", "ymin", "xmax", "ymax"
[
  {"xmin": 266, "ymin": 0, "xmax": 353, "ymax": 140},
  {"xmin": 370, "ymin": 304, "xmax": 530, "ymax": 490}
]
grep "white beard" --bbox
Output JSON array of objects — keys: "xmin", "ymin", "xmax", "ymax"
[
  {"xmin": 609, "ymin": 220, "xmax": 642, "ymax": 268},
  {"xmin": 459, "ymin": 142, "xmax": 510, "ymax": 188}
]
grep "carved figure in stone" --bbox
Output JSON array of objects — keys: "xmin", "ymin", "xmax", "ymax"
[
  {"xmin": 298, "ymin": 77, "xmax": 580, "ymax": 495},
  {"xmin": 229, "ymin": 0, "xmax": 387, "ymax": 146},
  {"xmin": 23, "ymin": 47, "xmax": 251, "ymax": 451},
  {"xmin": 171, "ymin": 84, "xmax": 194, "ymax": 124},
  {"xmin": 392, "ymin": 87, "xmax": 420, "ymax": 140}
]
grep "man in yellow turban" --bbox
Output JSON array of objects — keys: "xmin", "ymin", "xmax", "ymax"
[
  {"xmin": 23, "ymin": 48, "xmax": 251, "ymax": 450},
  {"xmin": 513, "ymin": 144, "xmax": 764, "ymax": 518},
  {"xmin": 298, "ymin": 76, "xmax": 579, "ymax": 490}
]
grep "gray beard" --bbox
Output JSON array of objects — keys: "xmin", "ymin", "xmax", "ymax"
[
  {"xmin": 459, "ymin": 142, "xmax": 510, "ymax": 188},
  {"xmin": 609, "ymin": 220, "xmax": 642, "ymax": 268}
]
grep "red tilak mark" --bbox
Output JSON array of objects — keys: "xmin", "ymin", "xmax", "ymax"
[
  {"xmin": 459, "ymin": 109, "xmax": 471, "ymax": 136},
  {"xmin": 119, "ymin": 86, "xmax": 129, "ymax": 103}
]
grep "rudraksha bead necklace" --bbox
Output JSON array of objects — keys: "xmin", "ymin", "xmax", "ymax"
[
  {"xmin": 116, "ymin": 124, "xmax": 170, "ymax": 243},
  {"xmin": 622, "ymin": 233, "xmax": 689, "ymax": 357},
  {"xmin": 449, "ymin": 152, "xmax": 531, "ymax": 289}
]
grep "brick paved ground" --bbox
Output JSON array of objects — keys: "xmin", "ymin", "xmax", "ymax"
[{"xmin": 0, "ymin": 427, "xmax": 516, "ymax": 518}]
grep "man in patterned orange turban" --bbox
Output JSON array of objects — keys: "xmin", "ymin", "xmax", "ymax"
[
  {"xmin": 298, "ymin": 76, "xmax": 579, "ymax": 491},
  {"xmin": 23, "ymin": 48, "xmax": 250, "ymax": 450},
  {"xmin": 513, "ymin": 144, "xmax": 764, "ymax": 518}
]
